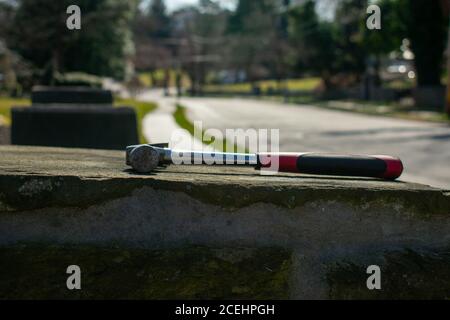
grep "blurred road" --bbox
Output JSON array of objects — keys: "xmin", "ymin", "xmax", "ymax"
[
  {"xmin": 138, "ymin": 90, "xmax": 214, "ymax": 151},
  {"xmin": 142, "ymin": 92, "xmax": 450, "ymax": 189}
]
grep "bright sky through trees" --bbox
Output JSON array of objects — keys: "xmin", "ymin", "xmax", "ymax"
[{"xmin": 140, "ymin": 0, "xmax": 236, "ymax": 12}]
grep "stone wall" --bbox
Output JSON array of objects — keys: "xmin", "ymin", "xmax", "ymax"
[{"xmin": 0, "ymin": 146, "xmax": 449, "ymax": 299}]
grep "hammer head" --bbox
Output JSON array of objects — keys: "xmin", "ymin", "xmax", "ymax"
[
  {"xmin": 128, "ymin": 145, "xmax": 161, "ymax": 173},
  {"xmin": 126, "ymin": 143, "xmax": 169, "ymax": 166}
]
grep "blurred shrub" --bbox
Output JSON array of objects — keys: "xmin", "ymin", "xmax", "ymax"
[{"xmin": 54, "ymin": 72, "xmax": 103, "ymax": 88}]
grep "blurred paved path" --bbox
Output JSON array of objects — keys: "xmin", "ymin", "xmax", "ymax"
[
  {"xmin": 137, "ymin": 90, "xmax": 214, "ymax": 151},
  {"xmin": 180, "ymin": 97, "xmax": 450, "ymax": 189},
  {"xmin": 139, "ymin": 90, "xmax": 450, "ymax": 189}
]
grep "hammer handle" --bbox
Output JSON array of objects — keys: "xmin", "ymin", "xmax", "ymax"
[{"xmin": 257, "ymin": 153, "xmax": 403, "ymax": 180}]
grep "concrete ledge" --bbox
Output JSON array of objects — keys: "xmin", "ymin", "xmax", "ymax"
[
  {"xmin": 0, "ymin": 146, "xmax": 450, "ymax": 299},
  {"xmin": 0, "ymin": 146, "xmax": 448, "ymax": 214}
]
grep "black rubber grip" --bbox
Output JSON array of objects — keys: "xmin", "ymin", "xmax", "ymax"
[{"xmin": 297, "ymin": 154, "xmax": 387, "ymax": 178}]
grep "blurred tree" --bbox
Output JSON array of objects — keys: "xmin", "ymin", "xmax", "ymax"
[
  {"xmin": 333, "ymin": 0, "xmax": 368, "ymax": 84},
  {"xmin": 66, "ymin": 0, "xmax": 137, "ymax": 81},
  {"xmin": 0, "ymin": 1, "xmax": 34, "ymax": 93},
  {"xmin": 361, "ymin": 0, "xmax": 408, "ymax": 87},
  {"xmin": 173, "ymin": 0, "xmax": 229, "ymax": 94},
  {"xmin": 270, "ymin": 0, "xmax": 293, "ymax": 93},
  {"xmin": 288, "ymin": 0, "xmax": 337, "ymax": 89},
  {"xmin": 289, "ymin": 0, "xmax": 373, "ymax": 89},
  {"xmin": 290, "ymin": 0, "xmax": 446, "ymax": 90},
  {"xmin": 406, "ymin": 0, "xmax": 447, "ymax": 87},
  {"xmin": 0, "ymin": 1, "xmax": 15, "ymax": 39},
  {"xmin": 361, "ymin": 0, "xmax": 407, "ymax": 56},
  {"xmin": 7, "ymin": 0, "xmax": 137, "ymax": 83},
  {"xmin": 148, "ymin": 0, "xmax": 170, "ymax": 39},
  {"xmin": 227, "ymin": 0, "xmax": 279, "ymax": 84},
  {"xmin": 133, "ymin": 0, "xmax": 173, "ymax": 86},
  {"xmin": 363, "ymin": 0, "xmax": 447, "ymax": 87}
]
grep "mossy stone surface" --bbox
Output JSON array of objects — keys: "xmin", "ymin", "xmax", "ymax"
[
  {"xmin": 327, "ymin": 248, "xmax": 450, "ymax": 300},
  {"xmin": 0, "ymin": 245, "xmax": 291, "ymax": 300}
]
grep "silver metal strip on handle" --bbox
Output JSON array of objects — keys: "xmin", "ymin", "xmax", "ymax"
[{"xmin": 170, "ymin": 150, "xmax": 258, "ymax": 166}]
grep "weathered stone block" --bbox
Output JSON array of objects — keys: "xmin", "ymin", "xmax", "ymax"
[
  {"xmin": 32, "ymin": 86, "xmax": 113, "ymax": 105},
  {"xmin": 11, "ymin": 107, "xmax": 139, "ymax": 150}
]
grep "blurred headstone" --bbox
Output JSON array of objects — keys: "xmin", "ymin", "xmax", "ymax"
[
  {"xmin": 32, "ymin": 86, "xmax": 113, "ymax": 106},
  {"xmin": 11, "ymin": 106, "xmax": 139, "ymax": 150},
  {"xmin": 13, "ymin": 86, "xmax": 139, "ymax": 150}
]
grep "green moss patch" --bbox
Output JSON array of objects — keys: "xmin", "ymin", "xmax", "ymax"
[
  {"xmin": 0, "ymin": 245, "xmax": 292, "ymax": 300},
  {"xmin": 0, "ymin": 97, "xmax": 31, "ymax": 125},
  {"xmin": 327, "ymin": 248, "xmax": 450, "ymax": 300}
]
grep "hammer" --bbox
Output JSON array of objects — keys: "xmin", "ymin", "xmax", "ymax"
[{"xmin": 126, "ymin": 144, "xmax": 403, "ymax": 180}]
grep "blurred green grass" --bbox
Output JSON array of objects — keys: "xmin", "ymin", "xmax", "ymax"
[
  {"xmin": 115, "ymin": 98, "xmax": 158, "ymax": 144},
  {"xmin": 0, "ymin": 97, "xmax": 30, "ymax": 125},
  {"xmin": 204, "ymin": 77, "xmax": 321, "ymax": 93},
  {"xmin": 174, "ymin": 104, "xmax": 247, "ymax": 153},
  {"xmin": 138, "ymin": 69, "xmax": 191, "ymax": 88}
]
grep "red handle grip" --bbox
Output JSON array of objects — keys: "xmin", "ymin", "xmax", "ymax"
[{"xmin": 257, "ymin": 153, "xmax": 403, "ymax": 180}]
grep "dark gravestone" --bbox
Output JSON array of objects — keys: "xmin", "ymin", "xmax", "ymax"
[
  {"xmin": 32, "ymin": 86, "xmax": 113, "ymax": 105},
  {"xmin": 11, "ymin": 106, "xmax": 139, "ymax": 150}
]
